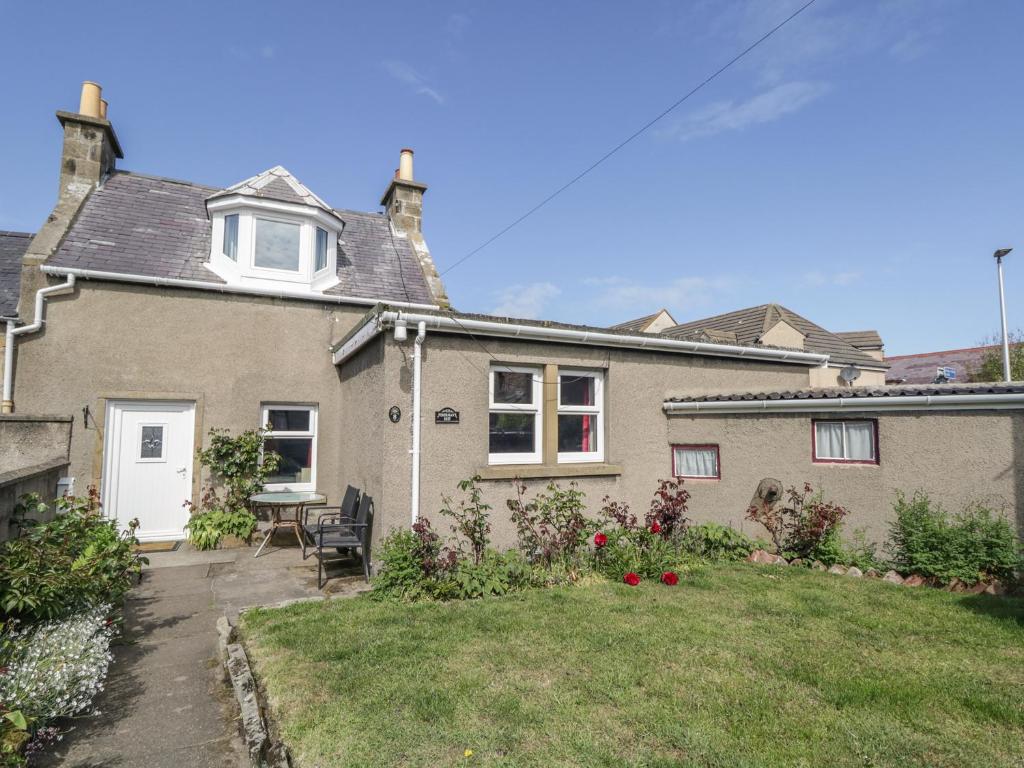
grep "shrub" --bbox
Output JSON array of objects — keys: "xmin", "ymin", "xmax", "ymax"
[
  {"xmin": 184, "ymin": 506, "xmax": 258, "ymax": 551},
  {"xmin": 195, "ymin": 427, "xmax": 280, "ymax": 513},
  {"xmin": 507, "ymin": 480, "xmax": 590, "ymax": 568},
  {"xmin": 593, "ymin": 526, "xmax": 687, "ymax": 580},
  {"xmin": 453, "ymin": 550, "xmax": 531, "ymax": 599},
  {"xmin": 647, "ymin": 478, "xmax": 690, "ymax": 538},
  {"xmin": 680, "ymin": 523, "xmax": 759, "ymax": 561},
  {"xmin": 372, "ymin": 521, "xmax": 459, "ymax": 602},
  {"xmin": 0, "ymin": 489, "xmax": 145, "ymax": 622},
  {"xmin": 746, "ymin": 482, "xmax": 848, "ymax": 559},
  {"xmin": 439, "ymin": 477, "xmax": 492, "ymax": 565},
  {"xmin": 888, "ymin": 491, "xmax": 1022, "ymax": 582},
  {"xmin": 808, "ymin": 526, "xmax": 883, "ymax": 570}
]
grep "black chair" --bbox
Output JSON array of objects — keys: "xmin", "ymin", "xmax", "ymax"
[
  {"xmin": 307, "ymin": 494, "xmax": 373, "ymax": 588},
  {"xmin": 302, "ymin": 485, "xmax": 359, "ymax": 560}
]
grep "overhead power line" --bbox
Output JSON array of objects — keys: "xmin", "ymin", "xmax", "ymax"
[{"xmin": 440, "ymin": 0, "xmax": 819, "ymax": 277}]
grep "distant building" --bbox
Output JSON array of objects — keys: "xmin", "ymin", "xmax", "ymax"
[{"xmin": 885, "ymin": 345, "xmax": 1000, "ymax": 384}]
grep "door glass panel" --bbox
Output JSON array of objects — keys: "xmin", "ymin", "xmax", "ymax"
[{"xmin": 140, "ymin": 425, "xmax": 164, "ymax": 459}]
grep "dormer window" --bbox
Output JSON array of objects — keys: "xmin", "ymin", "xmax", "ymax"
[{"xmin": 204, "ymin": 167, "xmax": 344, "ymax": 294}]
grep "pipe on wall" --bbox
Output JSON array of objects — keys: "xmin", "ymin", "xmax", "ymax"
[
  {"xmin": 410, "ymin": 320, "xmax": 427, "ymax": 525},
  {"xmin": 2, "ymin": 274, "xmax": 77, "ymax": 413}
]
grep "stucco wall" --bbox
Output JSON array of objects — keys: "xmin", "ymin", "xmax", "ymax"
[
  {"xmin": 810, "ymin": 366, "xmax": 887, "ymax": 387},
  {"xmin": 667, "ymin": 410, "xmax": 1024, "ymax": 543},
  {"xmin": 0, "ymin": 414, "xmax": 73, "ymax": 540},
  {"xmin": 376, "ymin": 332, "xmax": 813, "ymax": 547},
  {"xmin": 337, "ymin": 335, "xmax": 387, "ymax": 521},
  {"xmin": 11, "ymin": 281, "xmax": 367, "ymax": 511}
]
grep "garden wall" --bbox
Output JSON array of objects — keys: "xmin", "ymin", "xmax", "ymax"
[{"xmin": 0, "ymin": 414, "xmax": 73, "ymax": 540}]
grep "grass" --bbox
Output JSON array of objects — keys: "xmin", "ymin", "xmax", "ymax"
[{"xmin": 240, "ymin": 564, "xmax": 1024, "ymax": 767}]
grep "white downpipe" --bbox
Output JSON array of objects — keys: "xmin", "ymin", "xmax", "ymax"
[
  {"xmin": 662, "ymin": 392, "xmax": 1024, "ymax": 414},
  {"xmin": 40, "ymin": 265, "xmax": 440, "ymax": 312},
  {"xmin": 333, "ymin": 310, "xmax": 832, "ymax": 367},
  {"xmin": 410, "ymin": 320, "xmax": 426, "ymax": 526},
  {"xmin": 2, "ymin": 274, "xmax": 77, "ymax": 412}
]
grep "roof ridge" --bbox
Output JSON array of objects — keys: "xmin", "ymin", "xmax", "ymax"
[
  {"xmin": 112, "ymin": 169, "xmax": 222, "ymax": 192},
  {"xmin": 0, "ymin": 231, "xmax": 33, "ymax": 238}
]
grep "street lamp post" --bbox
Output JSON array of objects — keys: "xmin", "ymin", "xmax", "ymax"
[{"xmin": 994, "ymin": 248, "xmax": 1013, "ymax": 381}]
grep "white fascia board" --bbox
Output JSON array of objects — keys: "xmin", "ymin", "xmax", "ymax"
[
  {"xmin": 40, "ymin": 265, "xmax": 439, "ymax": 311},
  {"xmin": 662, "ymin": 393, "xmax": 1024, "ymax": 414},
  {"xmin": 332, "ymin": 317, "xmax": 383, "ymax": 364},
  {"xmin": 366, "ymin": 311, "xmax": 829, "ymax": 366}
]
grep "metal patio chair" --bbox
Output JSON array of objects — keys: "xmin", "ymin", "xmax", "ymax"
[
  {"xmin": 301, "ymin": 485, "xmax": 359, "ymax": 560},
  {"xmin": 307, "ymin": 494, "xmax": 373, "ymax": 589}
]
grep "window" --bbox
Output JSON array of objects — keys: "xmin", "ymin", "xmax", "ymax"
[
  {"xmin": 488, "ymin": 367, "xmax": 542, "ymax": 464},
  {"xmin": 262, "ymin": 405, "xmax": 318, "ymax": 490},
  {"xmin": 254, "ymin": 218, "xmax": 301, "ymax": 272},
  {"xmin": 137, "ymin": 424, "xmax": 166, "ymax": 462},
  {"xmin": 672, "ymin": 444, "xmax": 720, "ymax": 479},
  {"xmin": 557, "ymin": 370, "xmax": 604, "ymax": 462},
  {"xmin": 813, "ymin": 420, "xmax": 878, "ymax": 464},
  {"xmin": 223, "ymin": 214, "xmax": 239, "ymax": 261},
  {"xmin": 314, "ymin": 227, "xmax": 328, "ymax": 272}
]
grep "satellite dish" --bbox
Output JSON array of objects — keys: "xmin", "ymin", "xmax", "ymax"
[{"xmin": 840, "ymin": 365, "xmax": 861, "ymax": 385}]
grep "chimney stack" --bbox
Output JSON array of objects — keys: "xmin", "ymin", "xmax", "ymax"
[{"xmin": 380, "ymin": 148, "xmax": 449, "ymax": 307}]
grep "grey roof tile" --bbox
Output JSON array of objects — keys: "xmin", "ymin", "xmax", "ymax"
[
  {"xmin": 836, "ymin": 330, "xmax": 883, "ymax": 348},
  {"xmin": 47, "ymin": 171, "xmax": 434, "ymax": 305},
  {"xmin": 664, "ymin": 303, "xmax": 883, "ymax": 368},
  {"xmin": 667, "ymin": 382, "xmax": 1024, "ymax": 403},
  {"xmin": 0, "ymin": 231, "xmax": 32, "ymax": 317}
]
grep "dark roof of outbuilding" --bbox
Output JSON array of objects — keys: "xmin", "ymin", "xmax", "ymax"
[
  {"xmin": 46, "ymin": 170, "xmax": 435, "ymax": 306},
  {"xmin": 666, "ymin": 383, "xmax": 1024, "ymax": 403},
  {"xmin": 0, "ymin": 231, "xmax": 32, "ymax": 318},
  {"xmin": 664, "ymin": 303, "xmax": 884, "ymax": 368}
]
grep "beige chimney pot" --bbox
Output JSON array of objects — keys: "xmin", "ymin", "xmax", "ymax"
[
  {"xmin": 79, "ymin": 81, "xmax": 102, "ymax": 119},
  {"xmin": 398, "ymin": 148, "xmax": 414, "ymax": 181},
  {"xmin": 99, "ymin": 99, "xmax": 108, "ymax": 120}
]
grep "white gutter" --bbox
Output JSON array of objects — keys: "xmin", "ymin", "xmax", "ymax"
[
  {"xmin": 332, "ymin": 310, "xmax": 830, "ymax": 367},
  {"xmin": 663, "ymin": 392, "xmax": 1024, "ymax": 414},
  {"xmin": 3, "ymin": 274, "xmax": 77, "ymax": 413},
  {"xmin": 40, "ymin": 265, "xmax": 440, "ymax": 312},
  {"xmin": 410, "ymin": 321, "xmax": 426, "ymax": 525}
]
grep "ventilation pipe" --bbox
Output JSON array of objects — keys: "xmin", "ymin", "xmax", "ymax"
[
  {"xmin": 410, "ymin": 320, "xmax": 426, "ymax": 525},
  {"xmin": 2, "ymin": 275, "xmax": 76, "ymax": 413}
]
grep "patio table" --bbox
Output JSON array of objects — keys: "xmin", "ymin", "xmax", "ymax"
[{"xmin": 250, "ymin": 490, "xmax": 327, "ymax": 558}]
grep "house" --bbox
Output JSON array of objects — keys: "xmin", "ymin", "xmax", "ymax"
[
  {"xmin": 885, "ymin": 344, "xmax": 1003, "ymax": 384},
  {"xmin": 2, "ymin": 82, "xmax": 1021, "ymax": 548}
]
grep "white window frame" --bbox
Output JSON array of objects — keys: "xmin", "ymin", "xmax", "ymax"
[
  {"xmin": 557, "ymin": 369, "xmax": 604, "ymax": 463},
  {"xmin": 314, "ymin": 226, "xmax": 329, "ymax": 273},
  {"xmin": 488, "ymin": 366, "xmax": 542, "ymax": 465},
  {"xmin": 261, "ymin": 404, "xmax": 318, "ymax": 491},
  {"xmin": 813, "ymin": 419, "xmax": 878, "ymax": 464}
]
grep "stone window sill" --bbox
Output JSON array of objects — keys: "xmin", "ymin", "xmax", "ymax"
[{"xmin": 475, "ymin": 463, "xmax": 623, "ymax": 481}]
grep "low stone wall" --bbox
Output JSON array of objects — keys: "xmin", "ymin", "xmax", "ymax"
[{"xmin": 0, "ymin": 414, "xmax": 73, "ymax": 540}]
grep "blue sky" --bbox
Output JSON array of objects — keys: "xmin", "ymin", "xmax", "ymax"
[{"xmin": 1, "ymin": 0, "xmax": 1021, "ymax": 355}]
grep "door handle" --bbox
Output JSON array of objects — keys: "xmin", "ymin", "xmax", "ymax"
[{"xmin": 176, "ymin": 466, "xmax": 187, "ymax": 475}]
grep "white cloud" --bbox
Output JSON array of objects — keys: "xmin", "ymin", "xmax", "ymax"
[
  {"xmin": 382, "ymin": 60, "xmax": 444, "ymax": 105},
  {"xmin": 666, "ymin": 81, "xmax": 829, "ymax": 141},
  {"xmin": 491, "ymin": 282, "xmax": 561, "ymax": 319},
  {"xmin": 802, "ymin": 270, "xmax": 861, "ymax": 287},
  {"xmin": 585, "ymin": 275, "xmax": 733, "ymax": 315}
]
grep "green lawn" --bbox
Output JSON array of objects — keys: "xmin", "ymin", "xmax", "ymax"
[{"xmin": 240, "ymin": 565, "xmax": 1024, "ymax": 768}]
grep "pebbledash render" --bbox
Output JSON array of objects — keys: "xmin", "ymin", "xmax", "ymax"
[{"xmin": 2, "ymin": 82, "xmax": 1022, "ymax": 549}]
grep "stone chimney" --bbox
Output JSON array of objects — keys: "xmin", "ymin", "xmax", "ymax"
[
  {"xmin": 18, "ymin": 82, "xmax": 124, "ymax": 309},
  {"xmin": 381, "ymin": 149, "xmax": 448, "ymax": 307}
]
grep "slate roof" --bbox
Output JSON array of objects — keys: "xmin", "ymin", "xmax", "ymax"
[
  {"xmin": 666, "ymin": 383, "xmax": 1024, "ymax": 403},
  {"xmin": 664, "ymin": 303, "xmax": 884, "ymax": 368},
  {"xmin": 46, "ymin": 170, "xmax": 435, "ymax": 306},
  {"xmin": 836, "ymin": 330, "xmax": 883, "ymax": 349},
  {"xmin": 884, "ymin": 345, "xmax": 1002, "ymax": 384},
  {"xmin": 0, "ymin": 231, "xmax": 32, "ymax": 318},
  {"xmin": 207, "ymin": 166, "xmax": 337, "ymax": 217}
]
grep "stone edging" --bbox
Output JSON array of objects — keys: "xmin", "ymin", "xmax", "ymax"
[{"xmin": 217, "ymin": 616, "xmax": 290, "ymax": 768}]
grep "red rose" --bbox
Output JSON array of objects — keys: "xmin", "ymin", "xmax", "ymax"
[
  {"xmin": 594, "ymin": 532, "xmax": 608, "ymax": 548},
  {"xmin": 623, "ymin": 572, "xmax": 640, "ymax": 586},
  {"xmin": 660, "ymin": 571, "xmax": 679, "ymax": 586},
  {"xmin": 650, "ymin": 520, "xmax": 662, "ymax": 534}
]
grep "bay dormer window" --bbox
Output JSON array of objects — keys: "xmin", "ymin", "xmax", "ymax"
[{"xmin": 204, "ymin": 167, "xmax": 344, "ymax": 294}]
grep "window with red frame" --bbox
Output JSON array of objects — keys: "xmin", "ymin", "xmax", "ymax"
[
  {"xmin": 672, "ymin": 444, "xmax": 720, "ymax": 479},
  {"xmin": 812, "ymin": 419, "xmax": 877, "ymax": 463}
]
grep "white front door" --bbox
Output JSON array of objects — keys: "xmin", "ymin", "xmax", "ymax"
[{"xmin": 103, "ymin": 400, "xmax": 196, "ymax": 541}]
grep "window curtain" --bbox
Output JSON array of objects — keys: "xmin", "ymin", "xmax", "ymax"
[
  {"xmin": 844, "ymin": 422, "xmax": 874, "ymax": 460},
  {"xmin": 677, "ymin": 447, "xmax": 717, "ymax": 477},
  {"xmin": 815, "ymin": 422, "xmax": 844, "ymax": 458}
]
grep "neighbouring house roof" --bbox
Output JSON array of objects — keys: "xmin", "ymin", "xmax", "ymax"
[
  {"xmin": 0, "ymin": 231, "xmax": 32, "ymax": 318},
  {"xmin": 884, "ymin": 345, "xmax": 1002, "ymax": 384},
  {"xmin": 609, "ymin": 309, "xmax": 677, "ymax": 333},
  {"xmin": 836, "ymin": 330, "xmax": 883, "ymax": 349},
  {"xmin": 45, "ymin": 170, "xmax": 435, "ymax": 306},
  {"xmin": 666, "ymin": 382, "xmax": 1024, "ymax": 404},
  {"xmin": 664, "ymin": 303, "xmax": 885, "ymax": 368},
  {"xmin": 333, "ymin": 304, "xmax": 831, "ymax": 367}
]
